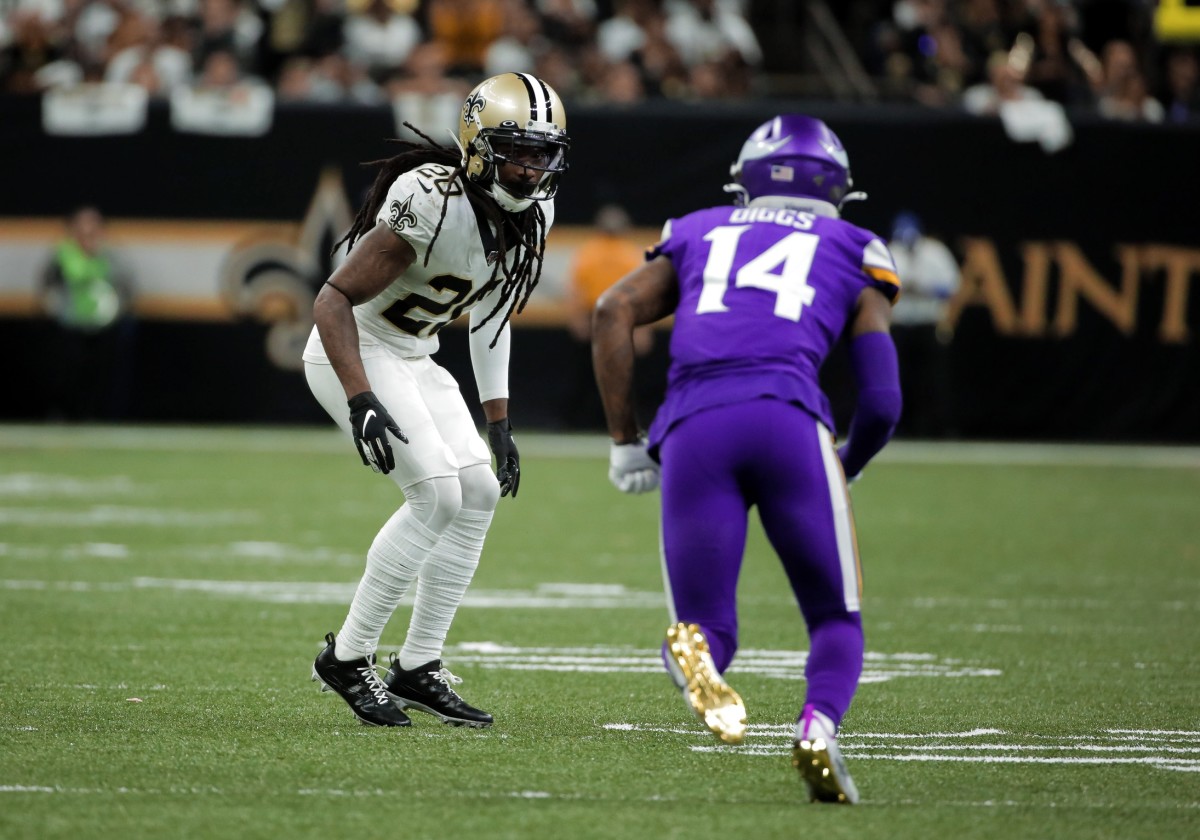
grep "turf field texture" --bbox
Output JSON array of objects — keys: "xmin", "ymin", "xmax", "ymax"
[{"xmin": 1, "ymin": 425, "xmax": 1197, "ymax": 839}]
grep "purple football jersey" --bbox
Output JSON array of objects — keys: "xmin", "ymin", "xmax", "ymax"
[{"xmin": 647, "ymin": 205, "xmax": 899, "ymax": 450}]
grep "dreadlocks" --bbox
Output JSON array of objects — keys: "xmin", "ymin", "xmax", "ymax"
[{"xmin": 334, "ymin": 124, "xmax": 548, "ymax": 348}]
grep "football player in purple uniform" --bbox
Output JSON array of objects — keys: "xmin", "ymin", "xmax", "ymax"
[
  {"xmin": 305, "ymin": 73, "xmax": 569, "ymax": 729},
  {"xmin": 593, "ymin": 115, "xmax": 901, "ymax": 803}
]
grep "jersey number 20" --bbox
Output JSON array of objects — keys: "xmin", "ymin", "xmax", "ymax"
[{"xmin": 381, "ymin": 275, "xmax": 473, "ymax": 337}]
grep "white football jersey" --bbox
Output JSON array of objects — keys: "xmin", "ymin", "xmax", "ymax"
[{"xmin": 351, "ymin": 163, "xmax": 554, "ymax": 359}]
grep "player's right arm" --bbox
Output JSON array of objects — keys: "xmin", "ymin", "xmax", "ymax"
[
  {"xmin": 313, "ymin": 221, "xmax": 417, "ymax": 399},
  {"xmin": 592, "ymin": 255, "xmax": 678, "ymax": 495},
  {"xmin": 313, "ymin": 221, "xmax": 418, "ymax": 475},
  {"xmin": 592, "ymin": 255, "xmax": 678, "ymax": 444}
]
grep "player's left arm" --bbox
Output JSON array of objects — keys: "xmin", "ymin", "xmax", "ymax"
[
  {"xmin": 466, "ymin": 281, "xmax": 521, "ymax": 495},
  {"xmin": 838, "ymin": 286, "xmax": 903, "ymax": 482}
]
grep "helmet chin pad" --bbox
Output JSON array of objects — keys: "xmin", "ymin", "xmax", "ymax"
[{"xmin": 490, "ymin": 183, "xmax": 534, "ymax": 213}]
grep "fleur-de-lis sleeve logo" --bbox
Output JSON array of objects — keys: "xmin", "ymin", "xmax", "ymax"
[{"xmin": 387, "ymin": 194, "xmax": 418, "ymax": 233}]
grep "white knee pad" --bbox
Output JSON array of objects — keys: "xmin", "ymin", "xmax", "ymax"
[
  {"xmin": 403, "ymin": 475, "xmax": 463, "ymax": 534},
  {"xmin": 458, "ymin": 463, "xmax": 501, "ymax": 512}
]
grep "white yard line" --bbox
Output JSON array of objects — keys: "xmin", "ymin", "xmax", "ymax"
[
  {"xmin": 2, "ymin": 424, "xmax": 1199, "ymax": 467},
  {"xmin": 607, "ymin": 722, "xmax": 1200, "ymax": 773}
]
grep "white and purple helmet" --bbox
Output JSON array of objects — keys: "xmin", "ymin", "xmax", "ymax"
[{"xmin": 725, "ymin": 115, "xmax": 865, "ymax": 214}]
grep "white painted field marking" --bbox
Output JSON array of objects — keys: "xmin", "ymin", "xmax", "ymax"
[
  {"xmin": 444, "ymin": 642, "xmax": 1000, "ymax": 683},
  {"xmin": 0, "ymin": 578, "xmax": 664, "ymax": 608},
  {"xmin": 0, "ymin": 507, "xmax": 257, "ymax": 527},
  {"xmin": 608, "ymin": 722, "xmax": 1200, "ymax": 773},
  {"xmin": 3, "ymin": 425, "xmax": 1200, "ymax": 468},
  {"xmin": 0, "ymin": 474, "xmax": 135, "ymax": 497},
  {"xmin": 904, "ymin": 595, "xmax": 1198, "ymax": 613},
  {"xmin": 0, "ymin": 543, "xmax": 130, "ymax": 560}
]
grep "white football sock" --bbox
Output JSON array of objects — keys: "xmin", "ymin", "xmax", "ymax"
[
  {"xmin": 335, "ymin": 507, "xmax": 438, "ymax": 661},
  {"xmin": 796, "ymin": 705, "xmax": 838, "ymax": 741},
  {"xmin": 396, "ymin": 508, "xmax": 491, "ymax": 671}
]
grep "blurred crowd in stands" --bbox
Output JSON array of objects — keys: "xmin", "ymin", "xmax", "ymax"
[{"xmin": 0, "ymin": 0, "xmax": 1196, "ymax": 122}]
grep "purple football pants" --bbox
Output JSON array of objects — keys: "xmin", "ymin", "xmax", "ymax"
[{"xmin": 659, "ymin": 398, "xmax": 864, "ymax": 727}]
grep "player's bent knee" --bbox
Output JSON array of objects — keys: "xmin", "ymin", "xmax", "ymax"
[
  {"xmin": 459, "ymin": 463, "xmax": 501, "ymax": 512},
  {"xmin": 404, "ymin": 475, "xmax": 463, "ymax": 533}
]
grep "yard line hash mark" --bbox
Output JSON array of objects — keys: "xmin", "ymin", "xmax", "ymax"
[{"xmin": 605, "ymin": 723, "xmax": 1200, "ymax": 773}]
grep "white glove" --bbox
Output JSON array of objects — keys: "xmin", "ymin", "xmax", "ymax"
[{"xmin": 608, "ymin": 440, "xmax": 660, "ymax": 494}]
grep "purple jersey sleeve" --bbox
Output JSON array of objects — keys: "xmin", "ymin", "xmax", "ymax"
[{"xmin": 648, "ymin": 205, "xmax": 900, "ymax": 451}]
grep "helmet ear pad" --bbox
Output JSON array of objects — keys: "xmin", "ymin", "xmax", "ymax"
[{"xmin": 464, "ymin": 137, "xmax": 493, "ymax": 186}]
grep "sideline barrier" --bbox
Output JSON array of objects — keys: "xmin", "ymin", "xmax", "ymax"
[{"xmin": 1, "ymin": 97, "xmax": 1196, "ymax": 440}]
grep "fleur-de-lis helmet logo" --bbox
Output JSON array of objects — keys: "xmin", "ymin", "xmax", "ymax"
[{"xmin": 462, "ymin": 91, "xmax": 486, "ymax": 126}]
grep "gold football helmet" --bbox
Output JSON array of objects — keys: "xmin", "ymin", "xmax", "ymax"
[{"xmin": 458, "ymin": 73, "xmax": 570, "ymax": 213}]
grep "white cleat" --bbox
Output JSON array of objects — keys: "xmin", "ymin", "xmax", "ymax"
[
  {"xmin": 792, "ymin": 705, "xmax": 859, "ymax": 804},
  {"xmin": 664, "ymin": 622, "xmax": 747, "ymax": 745}
]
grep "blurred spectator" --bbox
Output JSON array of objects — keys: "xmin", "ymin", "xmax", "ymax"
[
  {"xmin": 563, "ymin": 203, "xmax": 652, "ymax": 428},
  {"xmin": 0, "ymin": 0, "xmax": 1179, "ymax": 113},
  {"xmin": 633, "ymin": 8, "xmax": 688, "ymax": 96},
  {"xmin": 953, "ymin": 0, "xmax": 1008, "ymax": 79},
  {"xmin": 597, "ymin": 57, "xmax": 646, "ymax": 103},
  {"xmin": 0, "ymin": 8, "xmax": 64, "ymax": 93},
  {"xmin": 537, "ymin": 0, "xmax": 597, "ymax": 48},
  {"xmin": 342, "ymin": 0, "xmax": 422, "ymax": 83},
  {"xmin": 913, "ymin": 20, "xmax": 972, "ymax": 106},
  {"xmin": 484, "ymin": 0, "xmax": 546, "ymax": 76},
  {"xmin": 198, "ymin": 47, "xmax": 252, "ymax": 90},
  {"xmin": 663, "ymin": 0, "xmax": 761, "ymax": 71},
  {"xmin": 258, "ymin": 0, "xmax": 345, "ymax": 83},
  {"xmin": 68, "ymin": 0, "xmax": 124, "ymax": 72},
  {"xmin": 1157, "ymin": 47, "xmax": 1200, "ymax": 123},
  {"xmin": 105, "ymin": 10, "xmax": 193, "ymax": 95},
  {"xmin": 685, "ymin": 59, "xmax": 729, "ymax": 99},
  {"xmin": 321, "ymin": 50, "xmax": 387, "ymax": 103},
  {"xmin": 596, "ymin": 0, "xmax": 658, "ymax": 63},
  {"xmin": 39, "ymin": 206, "xmax": 138, "ymax": 421},
  {"xmin": 962, "ymin": 48, "xmax": 1043, "ymax": 115},
  {"xmin": 277, "ymin": 51, "xmax": 384, "ymax": 104},
  {"xmin": 194, "ymin": 0, "xmax": 262, "ymax": 71},
  {"xmin": 426, "ymin": 0, "xmax": 505, "ymax": 77},
  {"xmin": 887, "ymin": 211, "xmax": 960, "ymax": 438},
  {"xmin": 1022, "ymin": 0, "xmax": 1091, "ymax": 106},
  {"xmin": 276, "ymin": 54, "xmax": 320, "ymax": 100},
  {"xmin": 386, "ymin": 41, "xmax": 469, "ymax": 137},
  {"xmin": 1094, "ymin": 39, "xmax": 1163, "ymax": 122},
  {"xmin": 533, "ymin": 43, "xmax": 582, "ymax": 98}
]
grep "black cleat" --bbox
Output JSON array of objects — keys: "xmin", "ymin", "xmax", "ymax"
[
  {"xmin": 311, "ymin": 633, "xmax": 411, "ymax": 727},
  {"xmin": 383, "ymin": 655, "xmax": 494, "ymax": 728}
]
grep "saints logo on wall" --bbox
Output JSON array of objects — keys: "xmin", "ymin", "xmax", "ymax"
[{"xmin": 219, "ymin": 167, "xmax": 353, "ymax": 371}]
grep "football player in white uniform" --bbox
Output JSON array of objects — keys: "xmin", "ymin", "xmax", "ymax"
[{"xmin": 306, "ymin": 73, "xmax": 570, "ymax": 728}]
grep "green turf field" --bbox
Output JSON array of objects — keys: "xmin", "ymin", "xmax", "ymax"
[{"xmin": 1, "ymin": 425, "xmax": 1197, "ymax": 839}]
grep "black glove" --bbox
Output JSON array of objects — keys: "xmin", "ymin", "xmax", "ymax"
[
  {"xmin": 486, "ymin": 418, "xmax": 520, "ymax": 497},
  {"xmin": 347, "ymin": 391, "xmax": 407, "ymax": 474}
]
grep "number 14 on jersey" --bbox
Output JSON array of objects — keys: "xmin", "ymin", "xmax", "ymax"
[{"xmin": 697, "ymin": 226, "xmax": 819, "ymax": 322}]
